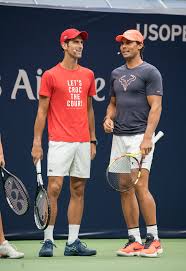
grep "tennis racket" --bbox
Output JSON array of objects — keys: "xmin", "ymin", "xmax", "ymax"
[
  {"xmin": 0, "ymin": 167, "xmax": 30, "ymax": 215},
  {"xmin": 34, "ymin": 159, "xmax": 50, "ymax": 230},
  {"xmin": 106, "ymin": 131, "xmax": 164, "ymax": 192}
]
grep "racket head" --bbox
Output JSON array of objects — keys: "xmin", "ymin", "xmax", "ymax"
[
  {"xmin": 0, "ymin": 167, "xmax": 30, "ymax": 215},
  {"xmin": 34, "ymin": 186, "xmax": 51, "ymax": 230},
  {"xmin": 106, "ymin": 154, "xmax": 142, "ymax": 192}
]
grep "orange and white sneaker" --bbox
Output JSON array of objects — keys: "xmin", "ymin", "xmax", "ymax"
[
  {"xmin": 140, "ymin": 233, "xmax": 163, "ymax": 258},
  {"xmin": 116, "ymin": 235, "xmax": 144, "ymax": 256}
]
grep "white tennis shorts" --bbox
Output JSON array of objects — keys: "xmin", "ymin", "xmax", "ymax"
[
  {"xmin": 110, "ymin": 134, "xmax": 155, "ymax": 171},
  {"xmin": 47, "ymin": 141, "xmax": 91, "ymax": 178}
]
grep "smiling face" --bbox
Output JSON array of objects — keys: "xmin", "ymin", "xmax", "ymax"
[
  {"xmin": 120, "ymin": 39, "xmax": 143, "ymax": 60},
  {"xmin": 62, "ymin": 35, "xmax": 84, "ymax": 59}
]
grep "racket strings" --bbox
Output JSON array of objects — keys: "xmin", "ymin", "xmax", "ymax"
[
  {"xmin": 4, "ymin": 176, "xmax": 29, "ymax": 215},
  {"xmin": 35, "ymin": 190, "xmax": 50, "ymax": 227},
  {"xmin": 107, "ymin": 156, "xmax": 140, "ymax": 192},
  {"xmin": 109, "ymin": 156, "xmax": 131, "ymax": 173}
]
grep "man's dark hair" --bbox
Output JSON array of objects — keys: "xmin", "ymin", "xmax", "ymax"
[{"xmin": 137, "ymin": 41, "xmax": 145, "ymax": 59}]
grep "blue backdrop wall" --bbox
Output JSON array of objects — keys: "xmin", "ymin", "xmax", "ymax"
[{"xmin": 0, "ymin": 5, "xmax": 186, "ymax": 239}]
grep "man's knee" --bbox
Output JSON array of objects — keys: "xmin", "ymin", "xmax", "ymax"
[
  {"xmin": 48, "ymin": 177, "xmax": 62, "ymax": 198},
  {"xmin": 120, "ymin": 189, "xmax": 135, "ymax": 200},
  {"xmin": 135, "ymin": 169, "xmax": 150, "ymax": 195},
  {"xmin": 70, "ymin": 180, "xmax": 85, "ymax": 199}
]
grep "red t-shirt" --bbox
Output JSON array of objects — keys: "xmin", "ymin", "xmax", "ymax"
[{"xmin": 39, "ymin": 63, "xmax": 96, "ymax": 142}]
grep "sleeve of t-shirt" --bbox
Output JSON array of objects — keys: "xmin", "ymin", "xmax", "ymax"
[
  {"xmin": 88, "ymin": 71, "xmax": 96, "ymax": 97},
  {"xmin": 146, "ymin": 68, "xmax": 163, "ymax": 96},
  {"xmin": 109, "ymin": 71, "xmax": 116, "ymax": 97},
  {"xmin": 39, "ymin": 70, "xmax": 53, "ymax": 97}
]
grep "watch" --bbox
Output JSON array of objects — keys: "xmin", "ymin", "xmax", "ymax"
[{"xmin": 90, "ymin": 140, "xmax": 98, "ymax": 146}]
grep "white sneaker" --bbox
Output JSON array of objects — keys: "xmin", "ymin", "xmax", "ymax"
[{"xmin": 0, "ymin": 240, "xmax": 24, "ymax": 258}]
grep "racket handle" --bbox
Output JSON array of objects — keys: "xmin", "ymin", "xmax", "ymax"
[
  {"xmin": 36, "ymin": 159, "xmax": 41, "ymax": 174},
  {"xmin": 36, "ymin": 160, "xmax": 44, "ymax": 185},
  {"xmin": 153, "ymin": 131, "xmax": 164, "ymax": 144}
]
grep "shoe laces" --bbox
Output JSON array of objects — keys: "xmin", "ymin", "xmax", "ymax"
[
  {"xmin": 78, "ymin": 240, "xmax": 87, "ymax": 249},
  {"xmin": 40, "ymin": 240, "xmax": 57, "ymax": 248},
  {"xmin": 124, "ymin": 235, "xmax": 136, "ymax": 248},
  {"xmin": 144, "ymin": 234, "xmax": 154, "ymax": 249}
]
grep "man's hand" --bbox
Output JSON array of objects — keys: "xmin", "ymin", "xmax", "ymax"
[
  {"xmin": 90, "ymin": 143, "xmax": 96, "ymax": 160},
  {"xmin": 31, "ymin": 144, "xmax": 43, "ymax": 165},
  {"xmin": 0, "ymin": 154, "xmax": 5, "ymax": 167},
  {"xmin": 103, "ymin": 118, "xmax": 114, "ymax": 133},
  {"xmin": 140, "ymin": 137, "xmax": 153, "ymax": 156}
]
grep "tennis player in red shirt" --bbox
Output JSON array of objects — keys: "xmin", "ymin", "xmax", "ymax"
[{"xmin": 32, "ymin": 28, "xmax": 97, "ymax": 257}]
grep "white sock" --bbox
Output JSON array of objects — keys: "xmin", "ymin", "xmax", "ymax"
[
  {"xmin": 147, "ymin": 225, "xmax": 159, "ymax": 240},
  {"xmin": 128, "ymin": 227, "xmax": 142, "ymax": 244},
  {"xmin": 44, "ymin": 225, "xmax": 54, "ymax": 242},
  {"xmin": 68, "ymin": 224, "xmax": 80, "ymax": 245}
]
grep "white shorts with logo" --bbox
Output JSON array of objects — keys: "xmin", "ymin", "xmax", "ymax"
[
  {"xmin": 110, "ymin": 134, "xmax": 155, "ymax": 171},
  {"xmin": 47, "ymin": 141, "xmax": 91, "ymax": 178}
]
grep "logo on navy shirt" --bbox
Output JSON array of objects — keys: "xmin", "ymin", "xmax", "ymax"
[{"xmin": 119, "ymin": 75, "xmax": 136, "ymax": 91}]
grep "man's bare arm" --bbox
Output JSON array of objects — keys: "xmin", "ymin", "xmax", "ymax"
[
  {"xmin": 87, "ymin": 97, "xmax": 96, "ymax": 141},
  {"xmin": 105, "ymin": 96, "xmax": 116, "ymax": 121},
  {"xmin": 140, "ymin": 95, "xmax": 162, "ymax": 155},
  {"xmin": 87, "ymin": 97, "xmax": 96, "ymax": 160},
  {"xmin": 103, "ymin": 96, "xmax": 116, "ymax": 133},
  {"xmin": 144, "ymin": 95, "xmax": 162, "ymax": 139},
  {"xmin": 0, "ymin": 136, "xmax": 5, "ymax": 167},
  {"xmin": 32, "ymin": 96, "xmax": 50, "ymax": 164}
]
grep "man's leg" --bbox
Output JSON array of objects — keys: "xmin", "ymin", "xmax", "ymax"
[
  {"xmin": 48, "ymin": 177, "xmax": 63, "ymax": 224},
  {"xmin": 135, "ymin": 169, "xmax": 157, "ymax": 225},
  {"xmin": 116, "ymin": 191, "xmax": 143, "ymax": 256},
  {"xmin": 0, "ymin": 214, "xmax": 5, "ymax": 244},
  {"xmin": 135, "ymin": 169, "xmax": 163, "ymax": 257},
  {"xmin": 120, "ymin": 190, "xmax": 140, "ymax": 229},
  {"xmin": 67, "ymin": 177, "xmax": 86, "ymax": 244},
  {"xmin": 64, "ymin": 177, "xmax": 96, "ymax": 256},
  {"xmin": 0, "ymin": 213, "xmax": 24, "ymax": 258},
  {"xmin": 39, "ymin": 176, "xmax": 63, "ymax": 257}
]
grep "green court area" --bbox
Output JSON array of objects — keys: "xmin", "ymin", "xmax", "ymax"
[{"xmin": 1, "ymin": 239, "xmax": 186, "ymax": 271}]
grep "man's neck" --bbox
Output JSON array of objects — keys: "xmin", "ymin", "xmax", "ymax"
[
  {"xmin": 60, "ymin": 56, "xmax": 79, "ymax": 70},
  {"xmin": 125, "ymin": 56, "xmax": 143, "ymax": 69}
]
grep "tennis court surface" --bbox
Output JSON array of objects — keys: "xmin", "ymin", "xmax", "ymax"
[{"xmin": 1, "ymin": 239, "xmax": 186, "ymax": 271}]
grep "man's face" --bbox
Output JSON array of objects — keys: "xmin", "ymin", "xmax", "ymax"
[
  {"xmin": 120, "ymin": 39, "xmax": 143, "ymax": 60},
  {"xmin": 63, "ymin": 36, "xmax": 84, "ymax": 59}
]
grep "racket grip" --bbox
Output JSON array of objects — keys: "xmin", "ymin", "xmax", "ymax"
[
  {"xmin": 36, "ymin": 159, "xmax": 41, "ymax": 174},
  {"xmin": 153, "ymin": 131, "xmax": 164, "ymax": 144}
]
